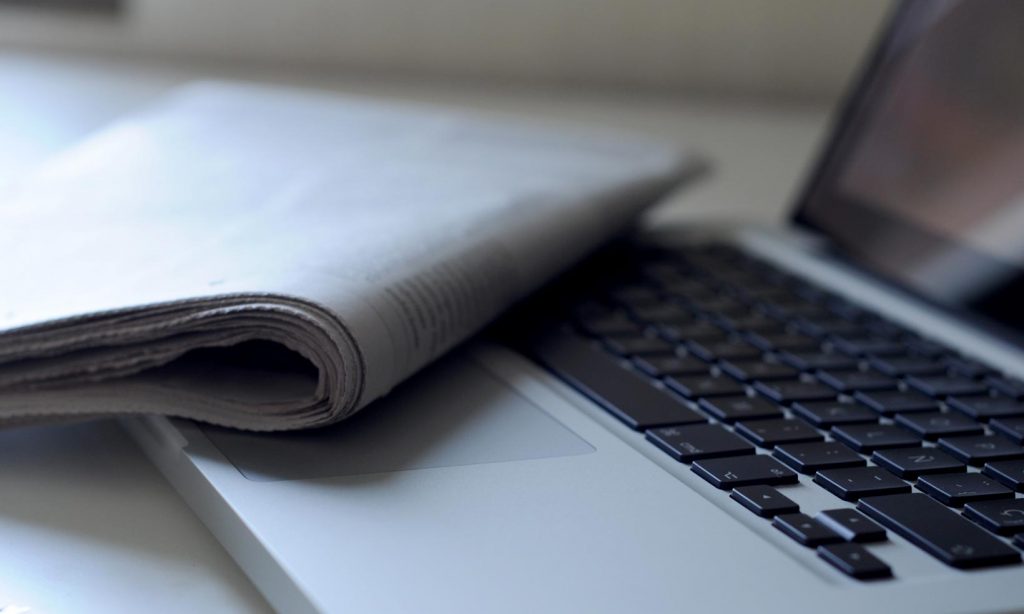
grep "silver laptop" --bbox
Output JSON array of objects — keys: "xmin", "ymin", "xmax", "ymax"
[{"xmin": 128, "ymin": 2, "xmax": 1024, "ymax": 611}]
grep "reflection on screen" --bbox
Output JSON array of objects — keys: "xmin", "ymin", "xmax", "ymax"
[{"xmin": 839, "ymin": 0, "xmax": 1024, "ymax": 266}]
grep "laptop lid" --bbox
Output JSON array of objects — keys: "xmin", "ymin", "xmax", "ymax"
[{"xmin": 793, "ymin": 0, "xmax": 1024, "ymax": 347}]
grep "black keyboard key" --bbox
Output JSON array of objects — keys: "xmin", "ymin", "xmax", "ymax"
[
  {"xmin": 646, "ymin": 423, "xmax": 754, "ymax": 462},
  {"xmin": 773, "ymin": 441, "xmax": 865, "ymax": 474},
  {"xmin": 685, "ymin": 337, "xmax": 762, "ymax": 362},
  {"xmin": 938, "ymin": 434, "xmax": 1024, "ymax": 466},
  {"xmin": 753, "ymin": 380, "xmax": 836, "ymax": 404},
  {"xmin": 983, "ymin": 460, "xmax": 1024, "ymax": 492},
  {"xmin": 963, "ymin": 499, "xmax": 1024, "ymax": 535},
  {"xmin": 691, "ymin": 454, "xmax": 798, "ymax": 489},
  {"xmin": 829, "ymin": 336, "xmax": 905, "ymax": 357},
  {"xmin": 632, "ymin": 354, "xmax": 709, "ymax": 378},
  {"xmin": 773, "ymin": 513, "xmax": 843, "ymax": 547},
  {"xmin": 697, "ymin": 396, "xmax": 782, "ymax": 423},
  {"xmin": 730, "ymin": 485, "xmax": 799, "ymax": 517},
  {"xmin": 871, "ymin": 447, "xmax": 965, "ymax": 479},
  {"xmin": 744, "ymin": 331, "xmax": 820, "ymax": 352},
  {"xmin": 778, "ymin": 350, "xmax": 859, "ymax": 372},
  {"xmin": 867, "ymin": 355, "xmax": 945, "ymax": 377},
  {"xmin": 906, "ymin": 375, "xmax": 988, "ymax": 398},
  {"xmin": 916, "ymin": 473, "xmax": 1013, "ymax": 506},
  {"xmin": 792, "ymin": 316, "xmax": 866, "ymax": 339},
  {"xmin": 858, "ymin": 493, "xmax": 1021, "ymax": 569},
  {"xmin": 853, "ymin": 390, "xmax": 937, "ymax": 416},
  {"xmin": 602, "ymin": 334, "xmax": 676, "ymax": 356},
  {"xmin": 948, "ymin": 396, "xmax": 1024, "ymax": 421},
  {"xmin": 831, "ymin": 424, "xmax": 921, "ymax": 453},
  {"xmin": 734, "ymin": 418, "xmax": 823, "ymax": 448},
  {"xmin": 790, "ymin": 400, "xmax": 878, "ymax": 427},
  {"xmin": 814, "ymin": 467, "xmax": 911, "ymax": 501},
  {"xmin": 718, "ymin": 359, "xmax": 799, "ymax": 382},
  {"xmin": 627, "ymin": 303, "xmax": 692, "ymax": 323},
  {"xmin": 893, "ymin": 411, "xmax": 983, "ymax": 440},
  {"xmin": 715, "ymin": 313, "xmax": 782, "ymax": 334},
  {"xmin": 817, "ymin": 543, "xmax": 892, "ymax": 580},
  {"xmin": 655, "ymin": 321, "xmax": 723, "ymax": 343},
  {"xmin": 817, "ymin": 370, "xmax": 897, "ymax": 394},
  {"xmin": 991, "ymin": 417, "xmax": 1024, "ymax": 444},
  {"xmin": 816, "ymin": 508, "xmax": 887, "ymax": 543},
  {"xmin": 532, "ymin": 331, "xmax": 707, "ymax": 430},
  {"xmin": 665, "ymin": 375, "xmax": 746, "ymax": 399},
  {"xmin": 988, "ymin": 376, "xmax": 1024, "ymax": 399},
  {"xmin": 758, "ymin": 301, "xmax": 829, "ymax": 321}
]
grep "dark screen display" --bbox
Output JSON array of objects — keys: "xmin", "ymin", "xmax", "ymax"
[{"xmin": 797, "ymin": 0, "xmax": 1024, "ymax": 341}]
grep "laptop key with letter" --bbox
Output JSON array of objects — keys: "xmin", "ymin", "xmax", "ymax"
[
  {"xmin": 692, "ymin": 454, "xmax": 798, "ymax": 489},
  {"xmin": 646, "ymin": 423, "xmax": 754, "ymax": 463},
  {"xmin": 773, "ymin": 441, "xmax": 865, "ymax": 474},
  {"xmin": 814, "ymin": 466, "xmax": 911, "ymax": 501},
  {"xmin": 871, "ymin": 447, "xmax": 965, "ymax": 479},
  {"xmin": 697, "ymin": 396, "xmax": 783, "ymax": 423},
  {"xmin": 916, "ymin": 473, "xmax": 1013, "ymax": 506},
  {"xmin": 831, "ymin": 424, "xmax": 921, "ymax": 453},
  {"xmin": 938, "ymin": 434, "xmax": 1024, "ymax": 466},
  {"xmin": 734, "ymin": 418, "xmax": 823, "ymax": 449},
  {"xmin": 982, "ymin": 460, "xmax": 1024, "ymax": 491}
]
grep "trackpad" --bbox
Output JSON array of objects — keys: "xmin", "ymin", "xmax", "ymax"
[{"xmin": 199, "ymin": 354, "xmax": 594, "ymax": 481}]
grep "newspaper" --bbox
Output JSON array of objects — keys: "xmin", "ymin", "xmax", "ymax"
[{"xmin": 0, "ymin": 81, "xmax": 700, "ymax": 430}]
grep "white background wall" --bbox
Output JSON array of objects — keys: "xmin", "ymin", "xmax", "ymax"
[{"xmin": 0, "ymin": 0, "xmax": 891, "ymax": 103}]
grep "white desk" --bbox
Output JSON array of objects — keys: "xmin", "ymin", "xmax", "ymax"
[{"xmin": 0, "ymin": 49, "xmax": 830, "ymax": 613}]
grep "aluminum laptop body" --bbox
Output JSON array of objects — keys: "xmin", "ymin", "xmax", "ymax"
[{"xmin": 128, "ymin": 2, "xmax": 1024, "ymax": 611}]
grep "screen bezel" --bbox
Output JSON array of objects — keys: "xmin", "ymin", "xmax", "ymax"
[{"xmin": 792, "ymin": 0, "xmax": 1024, "ymax": 347}]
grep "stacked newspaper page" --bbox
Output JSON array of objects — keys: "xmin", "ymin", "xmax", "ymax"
[{"xmin": 0, "ymin": 81, "xmax": 700, "ymax": 430}]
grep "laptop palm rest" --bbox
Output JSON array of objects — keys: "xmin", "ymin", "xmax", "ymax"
[{"xmin": 198, "ymin": 353, "xmax": 594, "ymax": 482}]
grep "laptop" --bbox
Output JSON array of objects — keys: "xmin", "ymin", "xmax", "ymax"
[{"xmin": 128, "ymin": 1, "xmax": 1024, "ymax": 611}]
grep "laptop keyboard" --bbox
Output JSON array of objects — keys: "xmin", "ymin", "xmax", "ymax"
[{"xmin": 529, "ymin": 242, "xmax": 1024, "ymax": 581}]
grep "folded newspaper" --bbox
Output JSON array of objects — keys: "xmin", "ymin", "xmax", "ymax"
[{"xmin": 0, "ymin": 81, "xmax": 701, "ymax": 430}]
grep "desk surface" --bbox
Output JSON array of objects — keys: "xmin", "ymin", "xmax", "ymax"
[{"xmin": 0, "ymin": 49, "xmax": 829, "ymax": 613}]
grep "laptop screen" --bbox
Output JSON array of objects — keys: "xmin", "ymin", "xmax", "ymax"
[{"xmin": 795, "ymin": 0, "xmax": 1024, "ymax": 343}]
